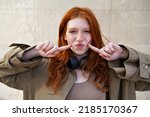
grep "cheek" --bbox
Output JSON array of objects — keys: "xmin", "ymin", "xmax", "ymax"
[
  {"xmin": 65, "ymin": 36, "xmax": 75, "ymax": 44},
  {"xmin": 86, "ymin": 37, "xmax": 92, "ymax": 44},
  {"xmin": 88, "ymin": 38, "xmax": 92, "ymax": 44},
  {"xmin": 66, "ymin": 39, "xmax": 74, "ymax": 45}
]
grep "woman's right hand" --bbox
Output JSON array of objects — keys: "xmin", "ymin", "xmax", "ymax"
[{"xmin": 35, "ymin": 41, "xmax": 71, "ymax": 58}]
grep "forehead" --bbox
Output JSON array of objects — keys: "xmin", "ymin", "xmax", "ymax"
[{"xmin": 67, "ymin": 17, "xmax": 90, "ymax": 29}]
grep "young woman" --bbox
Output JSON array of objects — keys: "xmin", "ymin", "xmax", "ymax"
[{"xmin": 0, "ymin": 7, "xmax": 150, "ymax": 100}]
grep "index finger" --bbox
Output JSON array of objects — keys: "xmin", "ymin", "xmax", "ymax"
[
  {"xmin": 88, "ymin": 44, "xmax": 100, "ymax": 53},
  {"xmin": 58, "ymin": 44, "xmax": 71, "ymax": 52}
]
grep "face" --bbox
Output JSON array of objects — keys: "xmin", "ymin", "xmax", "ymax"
[{"xmin": 65, "ymin": 17, "xmax": 92, "ymax": 55}]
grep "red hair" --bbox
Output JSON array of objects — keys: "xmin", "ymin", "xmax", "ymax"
[{"xmin": 47, "ymin": 7, "xmax": 109, "ymax": 93}]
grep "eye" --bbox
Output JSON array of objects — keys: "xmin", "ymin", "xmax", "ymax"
[
  {"xmin": 84, "ymin": 30, "xmax": 91, "ymax": 33},
  {"xmin": 69, "ymin": 30, "xmax": 76, "ymax": 33}
]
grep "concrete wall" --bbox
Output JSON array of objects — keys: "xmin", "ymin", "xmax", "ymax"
[{"xmin": 0, "ymin": 0, "xmax": 150, "ymax": 99}]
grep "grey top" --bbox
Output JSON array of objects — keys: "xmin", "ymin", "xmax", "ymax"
[{"xmin": 65, "ymin": 79, "xmax": 106, "ymax": 100}]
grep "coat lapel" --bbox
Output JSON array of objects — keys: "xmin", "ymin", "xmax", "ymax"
[{"xmin": 59, "ymin": 70, "xmax": 76, "ymax": 99}]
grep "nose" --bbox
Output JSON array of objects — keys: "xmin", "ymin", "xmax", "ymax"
[{"xmin": 76, "ymin": 32, "xmax": 83, "ymax": 42}]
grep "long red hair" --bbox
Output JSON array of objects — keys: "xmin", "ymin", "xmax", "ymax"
[{"xmin": 47, "ymin": 7, "xmax": 109, "ymax": 92}]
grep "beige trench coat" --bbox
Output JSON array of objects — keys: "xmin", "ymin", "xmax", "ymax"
[{"xmin": 0, "ymin": 44, "xmax": 150, "ymax": 100}]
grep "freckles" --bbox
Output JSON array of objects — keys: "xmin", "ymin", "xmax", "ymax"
[
  {"xmin": 68, "ymin": 38, "xmax": 75, "ymax": 44},
  {"xmin": 86, "ymin": 38, "xmax": 92, "ymax": 44}
]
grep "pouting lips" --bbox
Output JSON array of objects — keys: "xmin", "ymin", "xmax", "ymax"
[{"xmin": 75, "ymin": 43, "xmax": 84, "ymax": 49}]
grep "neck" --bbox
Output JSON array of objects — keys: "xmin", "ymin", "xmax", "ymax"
[{"xmin": 74, "ymin": 53, "xmax": 87, "ymax": 60}]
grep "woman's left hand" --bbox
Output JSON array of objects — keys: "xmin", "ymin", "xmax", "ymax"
[{"xmin": 88, "ymin": 42, "xmax": 129, "ymax": 61}]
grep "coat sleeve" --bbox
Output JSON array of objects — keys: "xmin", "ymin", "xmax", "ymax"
[
  {"xmin": 108, "ymin": 46, "xmax": 150, "ymax": 91},
  {"xmin": 0, "ymin": 43, "xmax": 43, "ymax": 90}
]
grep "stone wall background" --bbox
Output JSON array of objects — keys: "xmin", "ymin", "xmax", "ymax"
[{"xmin": 0, "ymin": 0, "xmax": 150, "ymax": 99}]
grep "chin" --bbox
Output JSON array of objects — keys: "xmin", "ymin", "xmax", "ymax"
[
  {"xmin": 71, "ymin": 48, "xmax": 88, "ymax": 55},
  {"xmin": 74, "ymin": 51, "xmax": 87, "ymax": 55}
]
